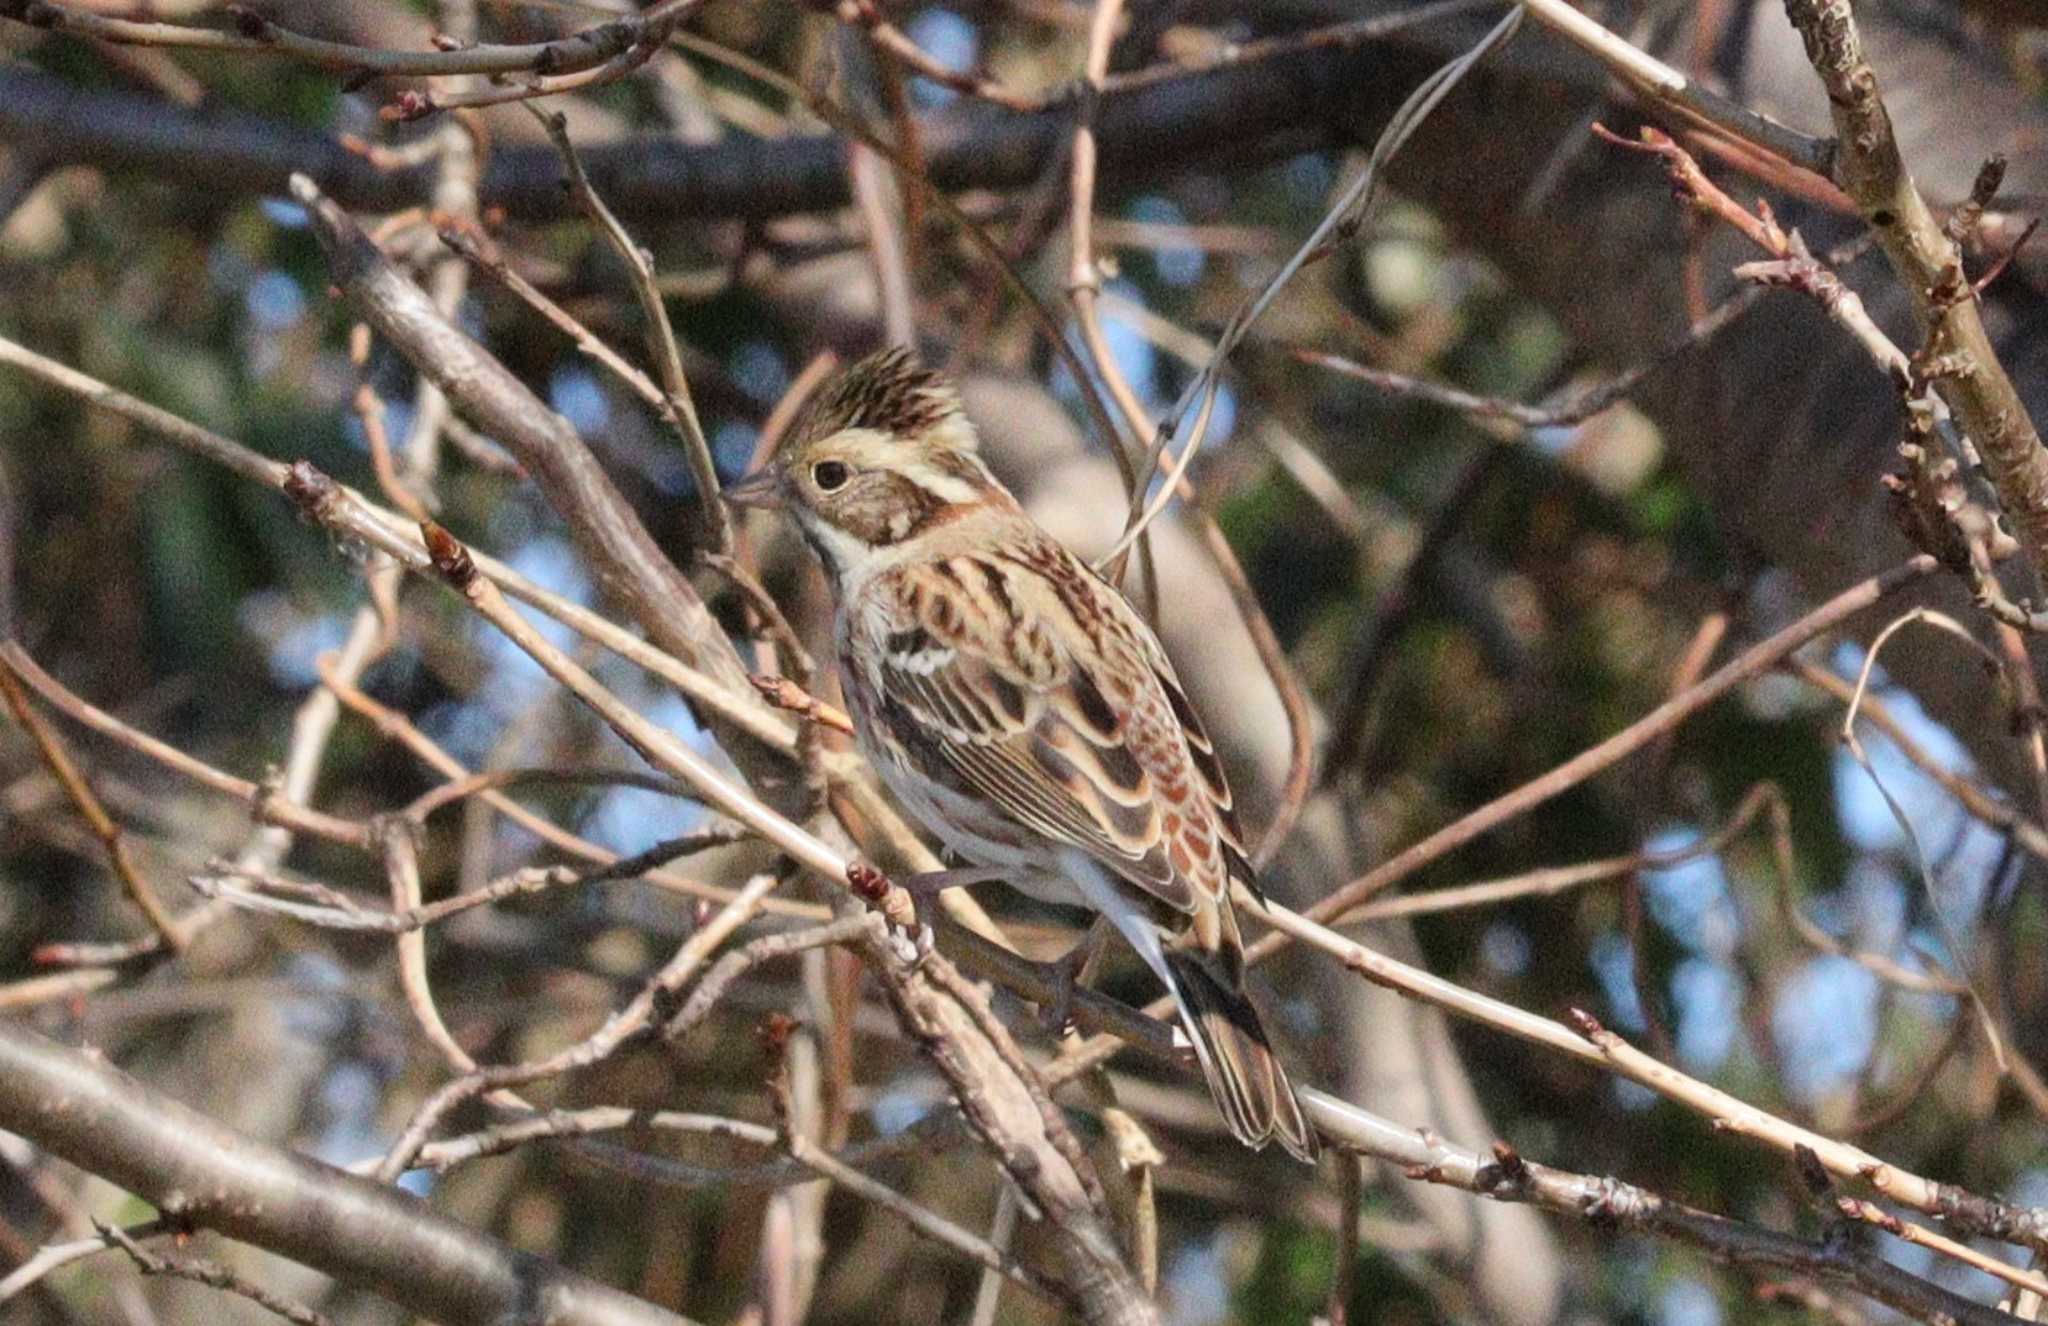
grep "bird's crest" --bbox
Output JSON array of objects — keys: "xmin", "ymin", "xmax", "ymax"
[{"xmin": 806, "ymin": 347, "xmax": 975, "ymax": 452}]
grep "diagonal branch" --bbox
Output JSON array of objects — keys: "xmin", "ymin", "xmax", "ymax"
[
  {"xmin": 0, "ymin": 1021, "xmax": 694, "ymax": 1326},
  {"xmin": 289, "ymin": 175, "xmax": 754, "ymax": 701},
  {"xmin": 1782, "ymin": 1, "xmax": 2048, "ymax": 592}
]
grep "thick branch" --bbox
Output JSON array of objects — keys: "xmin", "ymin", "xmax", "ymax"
[
  {"xmin": 1303, "ymin": 1094, "xmax": 2017, "ymax": 1326},
  {"xmin": 0, "ymin": 33, "xmax": 1463, "ymax": 224},
  {"xmin": 0, "ymin": 1021, "xmax": 691, "ymax": 1326},
  {"xmin": 1782, "ymin": 0, "xmax": 2048, "ymax": 591},
  {"xmin": 289, "ymin": 175, "xmax": 752, "ymax": 700}
]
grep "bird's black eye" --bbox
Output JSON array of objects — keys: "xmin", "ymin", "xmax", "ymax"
[{"xmin": 812, "ymin": 460, "xmax": 851, "ymax": 492}]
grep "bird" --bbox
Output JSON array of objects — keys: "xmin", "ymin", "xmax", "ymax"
[{"xmin": 724, "ymin": 346, "xmax": 1318, "ymax": 1162}]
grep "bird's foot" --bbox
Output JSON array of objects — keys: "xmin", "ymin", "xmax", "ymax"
[{"xmin": 1036, "ymin": 916, "xmax": 1114, "ymax": 1038}]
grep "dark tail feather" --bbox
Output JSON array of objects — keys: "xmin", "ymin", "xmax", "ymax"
[{"xmin": 1164, "ymin": 953, "xmax": 1319, "ymax": 1164}]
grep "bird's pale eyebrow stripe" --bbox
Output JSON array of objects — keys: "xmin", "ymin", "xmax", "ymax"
[{"xmin": 904, "ymin": 462, "xmax": 981, "ymax": 506}]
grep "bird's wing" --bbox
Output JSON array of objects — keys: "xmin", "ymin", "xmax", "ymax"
[{"xmin": 858, "ymin": 544, "xmax": 1246, "ymax": 920}]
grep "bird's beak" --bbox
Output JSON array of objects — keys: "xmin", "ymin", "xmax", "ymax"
[{"xmin": 722, "ymin": 468, "xmax": 786, "ymax": 510}]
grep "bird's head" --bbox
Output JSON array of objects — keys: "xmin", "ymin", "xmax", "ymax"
[{"xmin": 725, "ymin": 347, "xmax": 1013, "ymax": 580}]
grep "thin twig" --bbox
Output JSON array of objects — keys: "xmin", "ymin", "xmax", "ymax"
[
  {"xmin": 192, "ymin": 824, "xmax": 750, "ymax": 934},
  {"xmin": 1099, "ymin": 6, "xmax": 1526, "ymax": 569},
  {"xmin": 1299, "ymin": 1093, "xmax": 2013, "ymax": 1326},
  {"xmin": 0, "ymin": 643, "xmax": 374, "ymax": 852},
  {"xmin": 1329, "ymin": 1151, "xmax": 1362, "ymax": 1326},
  {"xmin": 0, "ymin": 1219, "xmax": 167, "ymax": 1305},
  {"xmin": 1787, "ymin": 657, "xmax": 2048, "ymax": 865},
  {"xmin": 967, "ymin": 1186, "xmax": 1021, "ymax": 1326},
  {"xmin": 3, "ymin": 1, "xmax": 654, "ymax": 80},
  {"xmin": 375, "ymin": 869, "xmax": 785, "ymax": 1180},
  {"xmin": 415, "ymin": 1103, "xmax": 1055, "ymax": 1297},
  {"xmin": 532, "ymin": 108, "xmax": 730, "ymax": 555},
  {"xmin": 1780, "ymin": 0, "xmax": 2048, "ymax": 593},
  {"xmin": 0, "ymin": 655, "xmax": 183, "ymax": 948},
  {"xmin": 834, "ymin": 0, "xmax": 1042, "ymax": 112},
  {"xmin": 1297, "ymin": 557, "xmax": 1940, "ymax": 928},
  {"xmin": 1838, "ymin": 609, "xmax": 2009, "ymax": 1068},
  {"xmin": 314, "ymin": 658, "xmax": 823, "ymax": 921},
  {"xmin": 1513, "ymin": 0, "xmax": 1834, "ymax": 181},
  {"xmin": 0, "ymin": 1024, "xmax": 695, "ymax": 1326},
  {"xmin": 98, "ymin": 1222, "xmax": 335, "ymax": 1326},
  {"xmin": 439, "ymin": 221, "xmax": 668, "ymax": 412},
  {"xmin": 1837, "ymin": 1199, "xmax": 2048, "ymax": 1302}
]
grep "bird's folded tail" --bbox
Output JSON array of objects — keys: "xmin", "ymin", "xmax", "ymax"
[{"xmin": 1164, "ymin": 952, "xmax": 1319, "ymax": 1164}]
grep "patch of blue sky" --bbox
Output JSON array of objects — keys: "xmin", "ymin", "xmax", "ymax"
[
  {"xmin": 506, "ymin": 534, "xmax": 593, "ymax": 608},
  {"xmin": 1659, "ymin": 1277, "xmax": 1721, "ymax": 1326},
  {"xmin": 276, "ymin": 951, "xmax": 353, "ymax": 1041},
  {"xmin": 580, "ymin": 684, "xmax": 716, "ymax": 854},
  {"xmin": 1181, "ymin": 378, "xmax": 1237, "ymax": 449},
  {"xmin": 1926, "ymin": 815, "xmax": 2004, "ymax": 930},
  {"xmin": 2011, "ymin": 1167, "xmax": 2048, "ymax": 1209},
  {"xmin": 466, "ymin": 536, "xmax": 590, "ymax": 712},
  {"xmin": 259, "ymin": 197, "xmax": 309, "ymax": 229},
  {"xmin": 245, "ymin": 269, "xmax": 305, "ymax": 332},
  {"xmin": 1589, "ymin": 930, "xmax": 1646, "ymax": 1032},
  {"xmin": 1844, "ymin": 857, "xmax": 1908, "ymax": 948},
  {"xmin": 238, "ymin": 589, "xmax": 359, "ymax": 690},
  {"xmin": 344, "ymin": 395, "xmax": 416, "ymax": 457},
  {"xmin": 713, "ymin": 419, "xmax": 760, "ymax": 482},
  {"xmin": 582, "ymin": 780, "xmax": 703, "ymax": 860},
  {"xmin": 1479, "ymin": 919, "xmax": 1532, "ymax": 978},
  {"xmin": 1282, "ymin": 151, "xmax": 1335, "ymax": 202},
  {"xmin": 584, "ymin": 746, "xmax": 709, "ymax": 862},
  {"xmin": 1128, "ymin": 195, "xmax": 1205, "ymax": 288},
  {"xmin": 549, "ymin": 364, "xmax": 611, "ymax": 436},
  {"xmin": 869, "ymin": 1083, "xmax": 930, "ymax": 1137},
  {"xmin": 1828, "ymin": 642, "xmax": 1972, "ymax": 856},
  {"xmin": 903, "ymin": 9, "xmax": 977, "ymax": 109},
  {"xmin": 418, "ymin": 696, "xmax": 509, "ymax": 768},
  {"xmin": 1162, "ymin": 1236, "xmax": 1230, "ymax": 1326},
  {"xmin": 731, "ymin": 339, "xmax": 789, "ymax": 405},
  {"xmin": 1670, "ymin": 957, "xmax": 1740, "ymax": 1072},
  {"xmin": 1771, "ymin": 955, "xmax": 1879, "ymax": 1100},
  {"xmin": 310, "ymin": 1061, "xmax": 429, "ymax": 1194},
  {"xmin": 1052, "ymin": 278, "xmax": 1162, "ymax": 426},
  {"xmin": 1641, "ymin": 825, "xmax": 1738, "ymax": 957},
  {"xmin": 1912, "ymin": 1231, "xmax": 2016, "ymax": 1306},
  {"xmin": 1834, "ymin": 742, "xmax": 1925, "ymax": 853}
]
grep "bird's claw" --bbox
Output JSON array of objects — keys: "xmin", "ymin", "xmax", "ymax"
[{"xmin": 1037, "ymin": 963, "xmax": 1081, "ymax": 1038}]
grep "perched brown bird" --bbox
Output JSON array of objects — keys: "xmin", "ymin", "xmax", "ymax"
[{"xmin": 726, "ymin": 348, "xmax": 1317, "ymax": 1161}]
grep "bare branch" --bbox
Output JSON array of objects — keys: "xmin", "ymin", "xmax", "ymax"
[
  {"xmin": 1303, "ymin": 1093, "xmax": 2016, "ymax": 1326},
  {"xmin": 0, "ymin": 1021, "xmax": 694, "ymax": 1326},
  {"xmin": 1780, "ymin": 0, "xmax": 2048, "ymax": 589},
  {"xmin": 531, "ymin": 109, "xmax": 730, "ymax": 556},
  {"xmin": 1298, "ymin": 557, "xmax": 1941, "ymax": 927},
  {"xmin": 98, "ymin": 1221, "xmax": 336, "ymax": 1326},
  {"xmin": 0, "ymin": 654, "xmax": 183, "ymax": 948},
  {"xmin": 288, "ymin": 175, "xmax": 756, "ymax": 705}
]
